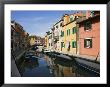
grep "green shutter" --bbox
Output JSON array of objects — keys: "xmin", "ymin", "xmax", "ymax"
[
  {"xmin": 72, "ymin": 27, "xmax": 76, "ymax": 34},
  {"xmin": 72, "ymin": 41, "xmax": 76, "ymax": 48},
  {"xmin": 84, "ymin": 39, "xmax": 86, "ymax": 48},
  {"xmin": 69, "ymin": 29, "xmax": 70, "ymax": 35},
  {"xmin": 61, "ymin": 42, "xmax": 63, "ymax": 48},
  {"xmin": 61, "ymin": 31, "xmax": 64, "ymax": 37},
  {"xmin": 60, "ymin": 31, "xmax": 62, "ymax": 37},
  {"xmin": 74, "ymin": 41, "xmax": 76, "ymax": 48},
  {"xmin": 72, "ymin": 41, "xmax": 74, "ymax": 48},
  {"xmin": 74, "ymin": 27, "xmax": 76, "ymax": 33},
  {"xmin": 84, "ymin": 22, "xmax": 86, "ymax": 30},
  {"xmin": 63, "ymin": 44, "xmax": 65, "ymax": 48},
  {"xmin": 90, "ymin": 39, "xmax": 92, "ymax": 48},
  {"xmin": 72, "ymin": 28, "xmax": 74, "ymax": 34},
  {"xmin": 67, "ymin": 30, "xmax": 68, "ymax": 36},
  {"xmin": 70, "ymin": 18, "xmax": 72, "ymax": 22}
]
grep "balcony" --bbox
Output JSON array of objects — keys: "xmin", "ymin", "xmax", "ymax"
[{"xmin": 54, "ymin": 36, "xmax": 59, "ymax": 42}]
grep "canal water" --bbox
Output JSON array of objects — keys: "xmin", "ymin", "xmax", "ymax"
[{"xmin": 17, "ymin": 52, "xmax": 99, "ymax": 77}]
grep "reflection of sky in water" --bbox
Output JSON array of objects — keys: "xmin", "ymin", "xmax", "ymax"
[
  {"xmin": 22, "ymin": 58, "xmax": 54, "ymax": 77},
  {"xmin": 19, "ymin": 53, "xmax": 99, "ymax": 77}
]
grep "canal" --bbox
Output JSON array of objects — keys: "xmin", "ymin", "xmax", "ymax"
[{"xmin": 16, "ymin": 51, "xmax": 99, "ymax": 77}]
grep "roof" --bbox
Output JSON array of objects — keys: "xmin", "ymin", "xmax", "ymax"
[{"xmin": 76, "ymin": 14, "xmax": 100, "ymax": 24}]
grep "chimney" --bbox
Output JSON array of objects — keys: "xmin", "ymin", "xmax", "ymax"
[{"xmin": 86, "ymin": 10, "xmax": 90, "ymax": 19}]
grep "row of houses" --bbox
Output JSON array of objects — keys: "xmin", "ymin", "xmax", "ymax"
[
  {"xmin": 29, "ymin": 35, "xmax": 45, "ymax": 46},
  {"xmin": 11, "ymin": 20, "xmax": 46, "ymax": 57},
  {"xmin": 45, "ymin": 11, "xmax": 100, "ymax": 61},
  {"xmin": 29, "ymin": 35, "xmax": 45, "ymax": 51},
  {"xmin": 11, "ymin": 21, "xmax": 30, "ymax": 58}
]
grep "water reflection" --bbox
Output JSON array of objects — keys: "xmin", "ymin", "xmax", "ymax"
[
  {"xmin": 19, "ymin": 58, "xmax": 39, "ymax": 76},
  {"xmin": 45, "ymin": 55, "xmax": 75, "ymax": 77},
  {"xmin": 44, "ymin": 55, "xmax": 99, "ymax": 77},
  {"xmin": 18, "ymin": 53, "xmax": 99, "ymax": 77}
]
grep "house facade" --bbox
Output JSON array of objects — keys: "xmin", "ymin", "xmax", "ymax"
[
  {"xmin": 77, "ymin": 11, "xmax": 100, "ymax": 59},
  {"xmin": 53, "ymin": 19, "xmax": 63, "ymax": 53},
  {"xmin": 61, "ymin": 12, "xmax": 84, "ymax": 55},
  {"xmin": 29, "ymin": 35, "xmax": 37, "ymax": 46},
  {"xmin": 11, "ymin": 21, "xmax": 29, "ymax": 57}
]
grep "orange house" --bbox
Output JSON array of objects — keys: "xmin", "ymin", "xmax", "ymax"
[{"xmin": 77, "ymin": 11, "xmax": 100, "ymax": 58}]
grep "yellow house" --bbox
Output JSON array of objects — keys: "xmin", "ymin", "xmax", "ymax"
[
  {"xmin": 45, "ymin": 35, "xmax": 48, "ymax": 49},
  {"xmin": 29, "ymin": 35, "xmax": 36, "ymax": 46},
  {"xmin": 60, "ymin": 12, "xmax": 83, "ymax": 55}
]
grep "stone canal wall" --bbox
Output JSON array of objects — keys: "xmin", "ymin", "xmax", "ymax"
[{"xmin": 46, "ymin": 52, "xmax": 100, "ymax": 75}]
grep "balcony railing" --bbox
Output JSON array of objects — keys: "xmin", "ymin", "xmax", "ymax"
[{"xmin": 54, "ymin": 36, "xmax": 59, "ymax": 42}]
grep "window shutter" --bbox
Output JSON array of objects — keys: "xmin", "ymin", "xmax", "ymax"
[
  {"xmin": 69, "ymin": 29, "xmax": 71, "ymax": 33},
  {"xmin": 67, "ymin": 30, "xmax": 68, "ymax": 36},
  {"xmin": 72, "ymin": 28, "xmax": 74, "ymax": 34},
  {"xmin": 90, "ymin": 39, "xmax": 92, "ymax": 48},
  {"xmin": 72, "ymin": 41, "xmax": 76, "ymax": 48},
  {"xmin": 61, "ymin": 42, "xmax": 63, "ymax": 48},
  {"xmin": 84, "ymin": 39, "xmax": 86, "ymax": 48},
  {"xmin": 72, "ymin": 41, "xmax": 74, "ymax": 48},
  {"xmin": 75, "ymin": 27, "xmax": 77, "ymax": 33},
  {"xmin": 61, "ymin": 31, "xmax": 62, "ymax": 37},
  {"xmin": 84, "ymin": 22, "xmax": 86, "ymax": 30},
  {"xmin": 74, "ymin": 41, "xmax": 76, "ymax": 48},
  {"xmin": 72, "ymin": 27, "xmax": 77, "ymax": 34}
]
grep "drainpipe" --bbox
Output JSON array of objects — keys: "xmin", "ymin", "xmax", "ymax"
[
  {"xmin": 95, "ymin": 52, "xmax": 99, "ymax": 61},
  {"xmin": 76, "ymin": 24, "xmax": 79, "ymax": 55}
]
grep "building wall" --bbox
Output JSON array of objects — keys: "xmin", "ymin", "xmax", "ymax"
[
  {"xmin": 11, "ymin": 21, "xmax": 29, "ymax": 58},
  {"xmin": 30, "ymin": 37, "xmax": 36, "ymax": 46},
  {"xmin": 79, "ymin": 17, "xmax": 100, "ymax": 57},
  {"xmin": 53, "ymin": 20, "xmax": 63, "ymax": 53},
  {"xmin": 61, "ymin": 14, "xmax": 77, "ymax": 55},
  {"xmin": 45, "ymin": 36, "xmax": 47, "ymax": 46}
]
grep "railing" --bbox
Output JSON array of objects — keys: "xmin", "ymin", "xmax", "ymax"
[{"xmin": 54, "ymin": 36, "xmax": 59, "ymax": 41}]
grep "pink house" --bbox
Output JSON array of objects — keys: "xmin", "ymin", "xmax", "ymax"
[{"xmin": 77, "ymin": 11, "xmax": 100, "ymax": 58}]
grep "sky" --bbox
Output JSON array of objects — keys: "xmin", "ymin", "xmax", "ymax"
[{"xmin": 11, "ymin": 10, "xmax": 79, "ymax": 37}]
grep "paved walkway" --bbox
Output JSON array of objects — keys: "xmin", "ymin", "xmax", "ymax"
[
  {"xmin": 75, "ymin": 58, "xmax": 100, "ymax": 70},
  {"xmin": 70, "ymin": 54, "xmax": 100, "ymax": 62},
  {"xmin": 11, "ymin": 49, "xmax": 27, "ymax": 76},
  {"xmin": 15, "ymin": 50, "xmax": 25, "ymax": 60},
  {"xmin": 57, "ymin": 54, "xmax": 72, "ymax": 60},
  {"xmin": 53, "ymin": 52, "xmax": 100, "ymax": 71},
  {"xmin": 11, "ymin": 59, "xmax": 21, "ymax": 77}
]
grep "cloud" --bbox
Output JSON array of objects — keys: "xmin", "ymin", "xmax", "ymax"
[
  {"xmin": 16, "ymin": 16, "xmax": 45, "ymax": 23},
  {"xmin": 14, "ymin": 16, "xmax": 58, "ymax": 36},
  {"xmin": 11, "ymin": 12, "xmax": 62, "ymax": 37}
]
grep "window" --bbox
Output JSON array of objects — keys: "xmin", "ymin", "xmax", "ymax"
[
  {"xmin": 56, "ymin": 25, "xmax": 58, "ymax": 28},
  {"xmin": 72, "ymin": 41, "xmax": 76, "ymax": 48},
  {"xmin": 70, "ymin": 16, "xmax": 73, "ymax": 22},
  {"xmin": 69, "ymin": 29, "xmax": 70, "ymax": 35},
  {"xmin": 84, "ymin": 38, "xmax": 92, "ymax": 48},
  {"xmin": 61, "ymin": 31, "xmax": 64, "ymax": 37},
  {"xmin": 84, "ymin": 21, "xmax": 92, "ymax": 31},
  {"xmin": 72, "ymin": 27, "xmax": 77, "ymax": 34},
  {"xmin": 67, "ymin": 30, "xmax": 68, "ymax": 36},
  {"xmin": 60, "ymin": 23, "xmax": 62, "ymax": 27},
  {"xmin": 61, "ymin": 42, "xmax": 65, "ymax": 48},
  {"xmin": 60, "ymin": 31, "xmax": 62, "ymax": 37},
  {"xmin": 90, "ymin": 11, "xmax": 94, "ymax": 17},
  {"xmin": 67, "ymin": 29, "xmax": 70, "ymax": 36}
]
